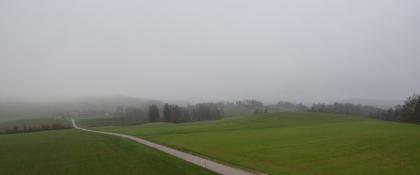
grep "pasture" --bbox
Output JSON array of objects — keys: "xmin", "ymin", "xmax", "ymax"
[
  {"xmin": 93, "ymin": 112, "xmax": 420, "ymax": 175},
  {"xmin": 0, "ymin": 129, "xmax": 215, "ymax": 175}
]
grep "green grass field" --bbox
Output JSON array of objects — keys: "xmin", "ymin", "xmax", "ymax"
[
  {"xmin": 93, "ymin": 112, "xmax": 420, "ymax": 175},
  {"xmin": 0, "ymin": 129, "xmax": 215, "ymax": 175},
  {"xmin": 223, "ymin": 105, "xmax": 264, "ymax": 117},
  {"xmin": 76, "ymin": 116, "xmax": 146, "ymax": 128}
]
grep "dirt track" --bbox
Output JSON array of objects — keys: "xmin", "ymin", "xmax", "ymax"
[{"xmin": 71, "ymin": 119, "xmax": 261, "ymax": 175}]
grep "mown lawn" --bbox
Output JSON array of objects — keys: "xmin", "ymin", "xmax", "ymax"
[
  {"xmin": 0, "ymin": 129, "xmax": 215, "ymax": 175},
  {"xmin": 93, "ymin": 112, "xmax": 420, "ymax": 175}
]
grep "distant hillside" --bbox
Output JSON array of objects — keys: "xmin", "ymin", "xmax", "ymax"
[
  {"xmin": 337, "ymin": 99, "xmax": 403, "ymax": 109},
  {"xmin": 0, "ymin": 96, "xmax": 163, "ymax": 122}
]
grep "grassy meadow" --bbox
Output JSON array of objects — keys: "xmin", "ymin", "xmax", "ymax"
[
  {"xmin": 0, "ymin": 129, "xmax": 215, "ymax": 175},
  {"xmin": 92, "ymin": 112, "xmax": 420, "ymax": 175},
  {"xmin": 76, "ymin": 116, "xmax": 146, "ymax": 128}
]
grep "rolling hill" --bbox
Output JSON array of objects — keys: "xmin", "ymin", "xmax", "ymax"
[{"xmin": 92, "ymin": 112, "xmax": 420, "ymax": 175}]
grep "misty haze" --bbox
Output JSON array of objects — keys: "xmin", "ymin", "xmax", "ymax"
[{"xmin": 1, "ymin": 1, "xmax": 419, "ymax": 175}]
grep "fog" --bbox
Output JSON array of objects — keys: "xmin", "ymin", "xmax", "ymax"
[{"xmin": 1, "ymin": 0, "xmax": 419, "ymax": 103}]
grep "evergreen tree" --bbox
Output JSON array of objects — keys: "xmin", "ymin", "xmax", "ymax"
[
  {"xmin": 148, "ymin": 104, "xmax": 160, "ymax": 122},
  {"xmin": 415, "ymin": 96, "xmax": 420, "ymax": 120},
  {"xmin": 163, "ymin": 103, "xmax": 170, "ymax": 122}
]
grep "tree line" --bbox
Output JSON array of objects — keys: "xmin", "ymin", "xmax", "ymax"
[
  {"xmin": 148, "ymin": 103, "xmax": 223, "ymax": 123},
  {"xmin": 369, "ymin": 94, "xmax": 420, "ymax": 123},
  {"xmin": 114, "ymin": 106, "xmax": 148, "ymax": 122},
  {"xmin": 274, "ymin": 101, "xmax": 308, "ymax": 111},
  {"xmin": 235, "ymin": 99, "xmax": 264, "ymax": 106},
  {"xmin": 0, "ymin": 123, "xmax": 71, "ymax": 135},
  {"xmin": 309, "ymin": 103, "xmax": 382, "ymax": 116},
  {"xmin": 116, "ymin": 95, "xmax": 420, "ymax": 125}
]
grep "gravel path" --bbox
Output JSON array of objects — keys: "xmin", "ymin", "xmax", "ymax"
[{"xmin": 71, "ymin": 119, "xmax": 261, "ymax": 175}]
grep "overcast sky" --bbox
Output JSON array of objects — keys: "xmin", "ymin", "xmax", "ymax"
[{"xmin": 0, "ymin": 0, "xmax": 419, "ymax": 103}]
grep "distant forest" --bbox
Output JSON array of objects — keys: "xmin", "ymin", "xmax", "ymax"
[
  {"xmin": 2, "ymin": 94, "xmax": 419, "ymax": 134},
  {"xmin": 115, "ymin": 103, "xmax": 223, "ymax": 123},
  {"xmin": 309, "ymin": 103, "xmax": 382, "ymax": 116},
  {"xmin": 90, "ymin": 95, "xmax": 420, "ymax": 125},
  {"xmin": 310, "ymin": 94, "xmax": 420, "ymax": 124}
]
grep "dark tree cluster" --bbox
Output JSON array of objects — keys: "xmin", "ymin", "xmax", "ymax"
[
  {"xmin": 149, "ymin": 103, "xmax": 223, "ymax": 123},
  {"xmin": 276, "ymin": 101, "xmax": 308, "ymax": 111},
  {"xmin": 309, "ymin": 103, "xmax": 382, "ymax": 116},
  {"xmin": 235, "ymin": 99, "xmax": 264, "ymax": 107},
  {"xmin": 148, "ymin": 104, "xmax": 160, "ymax": 122},
  {"xmin": 0, "ymin": 123, "xmax": 71, "ymax": 135},
  {"xmin": 115, "ymin": 106, "xmax": 147, "ymax": 122},
  {"xmin": 161, "ymin": 104, "xmax": 192, "ymax": 123},
  {"xmin": 370, "ymin": 94, "xmax": 420, "ymax": 123},
  {"xmin": 192, "ymin": 103, "xmax": 223, "ymax": 121}
]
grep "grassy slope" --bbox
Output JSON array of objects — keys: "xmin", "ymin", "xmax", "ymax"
[
  {"xmin": 223, "ymin": 105, "xmax": 263, "ymax": 117},
  {"xmin": 94, "ymin": 112, "xmax": 420, "ymax": 175},
  {"xmin": 0, "ymin": 129, "xmax": 214, "ymax": 175},
  {"xmin": 76, "ymin": 116, "xmax": 145, "ymax": 128}
]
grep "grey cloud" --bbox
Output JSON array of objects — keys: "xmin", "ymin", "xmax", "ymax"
[{"xmin": 1, "ymin": 0, "xmax": 419, "ymax": 103}]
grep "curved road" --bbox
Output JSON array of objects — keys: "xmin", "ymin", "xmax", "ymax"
[{"xmin": 71, "ymin": 119, "xmax": 261, "ymax": 175}]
